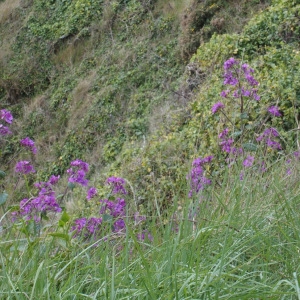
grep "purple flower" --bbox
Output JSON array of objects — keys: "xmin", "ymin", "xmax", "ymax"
[
  {"xmin": 224, "ymin": 57, "xmax": 237, "ymax": 70},
  {"xmin": 0, "ymin": 124, "xmax": 12, "ymax": 136},
  {"xmin": 134, "ymin": 212, "xmax": 146, "ymax": 224},
  {"xmin": 87, "ymin": 187, "xmax": 97, "ymax": 200},
  {"xmin": 99, "ymin": 198, "xmax": 126, "ymax": 217},
  {"xmin": 0, "ymin": 109, "xmax": 13, "ymax": 124},
  {"xmin": 266, "ymin": 139, "xmax": 282, "ymax": 150},
  {"xmin": 245, "ymin": 74, "xmax": 259, "ymax": 86},
  {"xmin": 20, "ymin": 137, "xmax": 37, "ymax": 154},
  {"xmin": 257, "ymin": 128, "xmax": 279, "ymax": 141},
  {"xmin": 233, "ymin": 89, "xmax": 239, "ymax": 98},
  {"xmin": 239, "ymin": 172, "xmax": 244, "ymax": 181},
  {"xmin": 71, "ymin": 218, "xmax": 87, "ymax": 236},
  {"xmin": 15, "ymin": 161, "xmax": 35, "ymax": 174},
  {"xmin": 13, "ymin": 176, "xmax": 62, "ymax": 223},
  {"xmin": 257, "ymin": 128, "xmax": 281, "ymax": 150},
  {"xmin": 223, "ymin": 72, "xmax": 238, "ymax": 86},
  {"xmin": 241, "ymin": 63, "xmax": 253, "ymax": 73},
  {"xmin": 137, "ymin": 230, "xmax": 153, "ymax": 242},
  {"xmin": 243, "ymin": 155, "xmax": 255, "ymax": 167},
  {"xmin": 268, "ymin": 106, "xmax": 282, "ymax": 117},
  {"xmin": 220, "ymin": 90, "xmax": 230, "ymax": 98},
  {"xmin": 218, "ymin": 128, "xmax": 229, "ymax": 139},
  {"xmin": 212, "ymin": 102, "xmax": 225, "ymax": 114},
  {"xmin": 220, "ymin": 138, "xmax": 234, "ymax": 153},
  {"xmin": 251, "ymin": 89, "xmax": 260, "ymax": 101},
  {"xmin": 67, "ymin": 160, "xmax": 89, "ymax": 186},
  {"xmin": 232, "ymin": 147, "xmax": 243, "ymax": 156},
  {"xmin": 241, "ymin": 88, "xmax": 251, "ymax": 97},
  {"xmin": 106, "ymin": 176, "xmax": 127, "ymax": 195},
  {"xmin": 70, "ymin": 159, "xmax": 89, "ymax": 172},
  {"xmin": 86, "ymin": 217, "xmax": 102, "ymax": 234},
  {"xmin": 188, "ymin": 156, "xmax": 213, "ymax": 197},
  {"xmin": 294, "ymin": 151, "xmax": 300, "ymax": 159},
  {"xmin": 113, "ymin": 219, "xmax": 126, "ymax": 232},
  {"xmin": 48, "ymin": 175, "xmax": 60, "ymax": 185}
]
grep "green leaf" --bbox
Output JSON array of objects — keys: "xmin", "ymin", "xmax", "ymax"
[
  {"xmin": 103, "ymin": 214, "xmax": 113, "ymax": 222},
  {"xmin": 232, "ymin": 131, "xmax": 243, "ymax": 137},
  {"xmin": 48, "ymin": 232, "xmax": 70, "ymax": 242},
  {"xmin": 68, "ymin": 182, "xmax": 76, "ymax": 190},
  {"xmin": 0, "ymin": 192, "xmax": 8, "ymax": 206},
  {"xmin": 242, "ymin": 143, "xmax": 258, "ymax": 151},
  {"xmin": 0, "ymin": 170, "xmax": 6, "ymax": 179},
  {"xmin": 240, "ymin": 113, "xmax": 249, "ymax": 120},
  {"xmin": 61, "ymin": 210, "xmax": 70, "ymax": 223}
]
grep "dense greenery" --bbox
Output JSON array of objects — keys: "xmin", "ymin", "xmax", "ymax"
[{"xmin": 1, "ymin": 0, "xmax": 300, "ymax": 297}]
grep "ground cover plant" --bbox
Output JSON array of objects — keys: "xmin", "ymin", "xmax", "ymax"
[
  {"xmin": 1, "ymin": 54, "xmax": 300, "ymax": 298},
  {"xmin": 1, "ymin": 0, "xmax": 300, "ymax": 298}
]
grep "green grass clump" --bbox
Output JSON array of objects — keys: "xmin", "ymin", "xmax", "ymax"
[{"xmin": 1, "ymin": 155, "xmax": 300, "ymax": 298}]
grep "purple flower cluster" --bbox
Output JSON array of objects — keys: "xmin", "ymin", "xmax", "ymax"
[
  {"xmin": 100, "ymin": 198, "xmax": 126, "ymax": 219},
  {"xmin": 0, "ymin": 109, "xmax": 13, "ymax": 136},
  {"xmin": 256, "ymin": 128, "xmax": 282, "ymax": 150},
  {"xmin": 218, "ymin": 128, "xmax": 234, "ymax": 153},
  {"xmin": 106, "ymin": 176, "xmax": 127, "ymax": 195},
  {"xmin": 67, "ymin": 159, "xmax": 89, "ymax": 186},
  {"xmin": 71, "ymin": 197, "xmax": 127, "ymax": 239},
  {"xmin": 188, "ymin": 155, "xmax": 213, "ymax": 197},
  {"xmin": 212, "ymin": 102, "xmax": 225, "ymax": 114},
  {"xmin": 268, "ymin": 106, "xmax": 282, "ymax": 117},
  {"xmin": 220, "ymin": 90, "xmax": 230, "ymax": 98},
  {"xmin": 243, "ymin": 155, "xmax": 255, "ymax": 167},
  {"xmin": 15, "ymin": 160, "xmax": 36, "ymax": 174},
  {"xmin": 71, "ymin": 217, "xmax": 103, "ymax": 238},
  {"xmin": 220, "ymin": 58, "xmax": 260, "ymax": 101},
  {"xmin": 134, "ymin": 212, "xmax": 146, "ymax": 225},
  {"xmin": 0, "ymin": 109, "xmax": 13, "ymax": 124},
  {"xmin": 12, "ymin": 175, "xmax": 61, "ymax": 222},
  {"xmin": 87, "ymin": 187, "xmax": 97, "ymax": 200},
  {"xmin": 20, "ymin": 137, "xmax": 37, "ymax": 154},
  {"xmin": 137, "ymin": 230, "xmax": 154, "ymax": 242}
]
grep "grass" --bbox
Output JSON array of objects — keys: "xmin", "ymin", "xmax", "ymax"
[
  {"xmin": 0, "ymin": 0, "xmax": 20, "ymax": 25},
  {"xmin": 1, "ymin": 155, "xmax": 300, "ymax": 299}
]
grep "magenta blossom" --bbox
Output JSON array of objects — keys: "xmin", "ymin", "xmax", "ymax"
[
  {"xmin": 212, "ymin": 102, "xmax": 225, "ymax": 114},
  {"xmin": 0, "ymin": 109, "xmax": 13, "ymax": 124},
  {"xmin": 188, "ymin": 155, "xmax": 213, "ymax": 197},
  {"xmin": 224, "ymin": 57, "xmax": 237, "ymax": 70},
  {"xmin": 220, "ymin": 90, "xmax": 230, "ymax": 98},
  {"xmin": 67, "ymin": 159, "xmax": 89, "ymax": 186},
  {"xmin": 268, "ymin": 106, "xmax": 282, "ymax": 117},
  {"xmin": 20, "ymin": 137, "xmax": 37, "ymax": 154},
  {"xmin": 243, "ymin": 155, "xmax": 255, "ymax": 167},
  {"xmin": 0, "ymin": 124, "xmax": 12, "ymax": 136},
  {"xmin": 87, "ymin": 187, "xmax": 97, "ymax": 200},
  {"xmin": 106, "ymin": 176, "xmax": 127, "ymax": 194},
  {"xmin": 15, "ymin": 161, "xmax": 35, "ymax": 174},
  {"xmin": 48, "ymin": 175, "xmax": 60, "ymax": 185}
]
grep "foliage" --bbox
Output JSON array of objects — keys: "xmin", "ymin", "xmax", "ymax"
[{"xmin": 2, "ymin": 0, "xmax": 300, "ymax": 295}]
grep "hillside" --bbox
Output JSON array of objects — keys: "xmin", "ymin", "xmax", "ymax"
[
  {"xmin": 1, "ymin": 0, "xmax": 300, "ymax": 298},
  {"xmin": 1, "ymin": 0, "xmax": 287, "ymax": 206}
]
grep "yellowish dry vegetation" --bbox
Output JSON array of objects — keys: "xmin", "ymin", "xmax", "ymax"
[{"xmin": 0, "ymin": 0, "xmax": 20, "ymax": 24}]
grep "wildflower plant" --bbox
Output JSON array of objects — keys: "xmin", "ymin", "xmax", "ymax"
[
  {"xmin": 188, "ymin": 58, "xmax": 286, "ymax": 198},
  {"xmin": 212, "ymin": 57, "xmax": 284, "ymax": 165}
]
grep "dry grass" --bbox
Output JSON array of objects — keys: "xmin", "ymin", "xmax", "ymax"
[
  {"xmin": 0, "ymin": 0, "xmax": 21, "ymax": 62},
  {"xmin": 0, "ymin": 0, "xmax": 20, "ymax": 25},
  {"xmin": 51, "ymin": 40, "xmax": 90, "ymax": 70},
  {"xmin": 67, "ymin": 71, "xmax": 97, "ymax": 131},
  {"xmin": 154, "ymin": 0, "xmax": 191, "ymax": 18}
]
